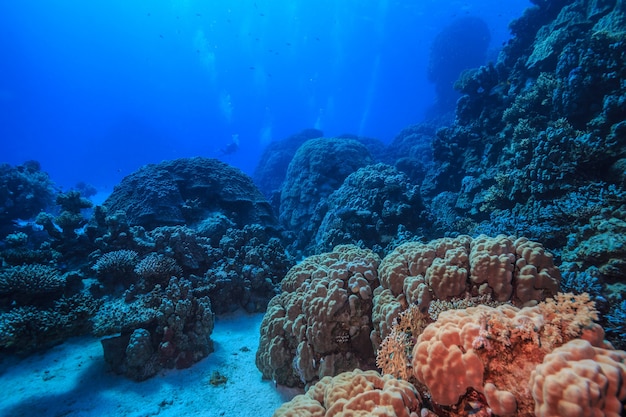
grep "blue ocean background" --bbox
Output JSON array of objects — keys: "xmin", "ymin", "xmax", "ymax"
[{"xmin": 1, "ymin": 0, "xmax": 528, "ymax": 192}]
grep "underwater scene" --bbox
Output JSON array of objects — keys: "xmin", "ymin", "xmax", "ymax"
[{"xmin": 1, "ymin": 0, "xmax": 626, "ymax": 416}]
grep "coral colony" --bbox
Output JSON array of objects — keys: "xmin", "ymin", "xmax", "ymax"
[{"xmin": 2, "ymin": 0, "xmax": 626, "ymax": 416}]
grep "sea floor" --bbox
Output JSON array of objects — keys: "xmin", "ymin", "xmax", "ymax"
[{"xmin": 0, "ymin": 312, "xmax": 301, "ymax": 417}]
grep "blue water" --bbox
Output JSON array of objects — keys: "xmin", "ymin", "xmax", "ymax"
[{"xmin": 0, "ymin": 0, "xmax": 530, "ymax": 191}]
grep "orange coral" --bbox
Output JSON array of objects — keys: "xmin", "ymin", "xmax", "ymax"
[
  {"xmin": 530, "ymin": 338, "xmax": 626, "ymax": 417},
  {"xmin": 410, "ymin": 293, "xmax": 609, "ymax": 415}
]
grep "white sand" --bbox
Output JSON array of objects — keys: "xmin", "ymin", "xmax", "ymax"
[{"xmin": 0, "ymin": 312, "xmax": 302, "ymax": 417}]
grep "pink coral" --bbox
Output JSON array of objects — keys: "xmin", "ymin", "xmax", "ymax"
[
  {"xmin": 411, "ymin": 293, "xmax": 606, "ymax": 415},
  {"xmin": 530, "ymin": 339, "xmax": 626, "ymax": 417}
]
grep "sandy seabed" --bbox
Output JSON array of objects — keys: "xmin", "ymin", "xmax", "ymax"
[{"xmin": 0, "ymin": 312, "xmax": 301, "ymax": 417}]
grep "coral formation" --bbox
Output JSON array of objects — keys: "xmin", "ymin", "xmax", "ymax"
[
  {"xmin": 256, "ymin": 245, "xmax": 380, "ymax": 387},
  {"xmin": 313, "ymin": 163, "xmax": 426, "ymax": 255},
  {"xmin": 371, "ymin": 234, "xmax": 560, "ymax": 349},
  {"xmin": 529, "ymin": 338, "xmax": 626, "ymax": 417},
  {"xmin": 272, "ymin": 369, "xmax": 422, "ymax": 417},
  {"xmin": 0, "ymin": 293, "xmax": 98, "ymax": 354},
  {"xmin": 279, "ymin": 138, "xmax": 374, "ymax": 256},
  {"xmin": 411, "ymin": 293, "xmax": 607, "ymax": 415},
  {"xmin": 100, "ymin": 157, "xmax": 276, "ymax": 231},
  {"xmin": 0, "ymin": 161, "xmax": 55, "ymax": 236},
  {"xmin": 134, "ymin": 253, "xmax": 182, "ymax": 290},
  {"xmin": 253, "ymin": 128, "xmax": 324, "ymax": 209},
  {"xmin": 420, "ymin": 0, "xmax": 626, "ymax": 257},
  {"xmin": 92, "ymin": 249, "xmax": 139, "ymax": 290},
  {"xmin": 0, "ymin": 264, "xmax": 66, "ymax": 306},
  {"xmin": 100, "ymin": 277, "xmax": 214, "ymax": 381}
]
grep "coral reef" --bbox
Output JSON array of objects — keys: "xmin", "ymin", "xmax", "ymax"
[
  {"xmin": 256, "ymin": 245, "xmax": 380, "ymax": 387},
  {"xmin": 100, "ymin": 157, "xmax": 277, "ymax": 231},
  {"xmin": 313, "ymin": 163, "xmax": 426, "ymax": 255},
  {"xmin": 371, "ymin": 234, "xmax": 560, "ymax": 349},
  {"xmin": 420, "ymin": 0, "xmax": 626, "ymax": 256},
  {"xmin": 278, "ymin": 137, "xmax": 373, "ymax": 256},
  {"xmin": 100, "ymin": 277, "xmax": 214, "ymax": 381},
  {"xmin": 529, "ymin": 338, "xmax": 626, "ymax": 417},
  {"xmin": 272, "ymin": 369, "xmax": 422, "ymax": 417},
  {"xmin": 0, "ymin": 161, "xmax": 55, "ymax": 237}
]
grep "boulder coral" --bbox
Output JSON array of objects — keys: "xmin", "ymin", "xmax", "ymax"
[
  {"xmin": 100, "ymin": 157, "xmax": 276, "ymax": 231},
  {"xmin": 411, "ymin": 293, "xmax": 609, "ymax": 416},
  {"xmin": 256, "ymin": 245, "xmax": 380, "ymax": 387},
  {"xmin": 279, "ymin": 138, "xmax": 373, "ymax": 255},
  {"xmin": 371, "ymin": 234, "xmax": 560, "ymax": 349},
  {"xmin": 530, "ymin": 338, "xmax": 626, "ymax": 417},
  {"xmin": 313, "ymin": 163, "xmax": 426, "ymax": 255},
  {"xmin": 272, "ymin": 369, "xmax": 422, "ymax": 417}
]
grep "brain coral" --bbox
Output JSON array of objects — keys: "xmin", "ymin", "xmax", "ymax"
[
  {"xmin": 279, "ymin": 138, "xmax": 373, "ymax": 255},
  {"xmin": 530, "ymin": 338, "xmax": 626, "ymax": 417},
  {"xmin": 412, "ymin": 293, "xmax": 607, "ymax": 415},
  {"xmin": 272, "ymin": 369, "xmax": 422, "ymax": 417},
  {"xmin": 256, "ymin": 245, "xmax": 380, "ymax": 387},
  {"xmin": 371, "ymin": 234, "xmax": 560, "ymax": 348},
  {"xmin": 101, "ymin": 157, "xmax": 276, "ymax": 231}
]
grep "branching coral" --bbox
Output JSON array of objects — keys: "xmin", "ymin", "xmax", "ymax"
[
  {"xmin": 375, "ymin": 303, "xmax": 431, "ymax": 381},
  {"xmin": 92, "ymin": 249, "xmax": 138, "ymax": 288},
  {"xmin": 134, "ymin": 253, "xmax": 182, "ymax": 289},
  {"xmin": 100, "ymin": 277, "xmax": 214, "ymax": 381},
  {"xmin": 0, "ymin": 264, "xmax": 66, "ymax": 305}
]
